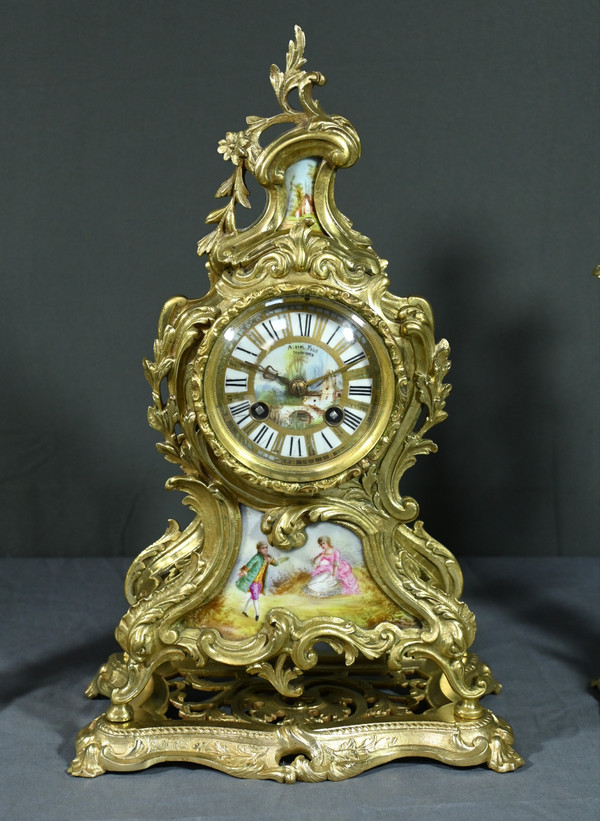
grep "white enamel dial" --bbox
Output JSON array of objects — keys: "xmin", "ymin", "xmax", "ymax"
[{"xmin": 202, "ymin": 295, "xmax": 395, "ymax": 483}]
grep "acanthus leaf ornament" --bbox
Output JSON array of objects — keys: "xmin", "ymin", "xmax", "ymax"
[{"xmin": 71, "ymin": 26, "xmax": 522, "ymax": 781}]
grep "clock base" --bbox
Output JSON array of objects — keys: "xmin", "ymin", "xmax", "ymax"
[{"xmin": 69, "ymin": 658, "xmax": 523, "ymax": 780}]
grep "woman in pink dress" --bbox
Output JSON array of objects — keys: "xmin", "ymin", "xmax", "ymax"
[{"xmin": 303, "ymin": 535, "xmax": 360, "ymax": 597}]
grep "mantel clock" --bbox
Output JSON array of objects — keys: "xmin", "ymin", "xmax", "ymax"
[{"xmin": 70, "ymin": 28, "xmax": 522, "ymax": 781}]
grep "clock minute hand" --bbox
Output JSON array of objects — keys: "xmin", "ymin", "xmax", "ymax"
[{"xmin": 305, "ymin": 360, "xmax": 361, "ymax": 388}]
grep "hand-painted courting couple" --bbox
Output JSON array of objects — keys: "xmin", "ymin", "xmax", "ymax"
[{"xmin": 236, "ymin": 535, "xmax": 359, "ymax": 620}]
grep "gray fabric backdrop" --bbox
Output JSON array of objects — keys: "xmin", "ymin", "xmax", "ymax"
[
  {"xmin": 2, "ymin": 556, "xmax": 599, "ymax": 818},
  {"xmin": 1, "ymin": 1, "xmax": 598, "ymax": 558}
]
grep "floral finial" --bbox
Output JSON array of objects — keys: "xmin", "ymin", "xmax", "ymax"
[{"xmin": 217, "ymin": 131, "xmax": 250, "ymax": 166}]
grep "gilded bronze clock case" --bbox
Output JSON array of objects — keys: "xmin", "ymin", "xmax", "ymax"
[{"xmin": 70, "ymin": 27, "xmax": 522, "ymax": 781}]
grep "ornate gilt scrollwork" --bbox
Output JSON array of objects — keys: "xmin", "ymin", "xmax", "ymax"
[
  {"xmin": 71, "ymin": 26, "xmax": 521, "ymax": 780},
  {"xmin": 198, "ymin": 26, "xmax": 379, "ymax": 290}
]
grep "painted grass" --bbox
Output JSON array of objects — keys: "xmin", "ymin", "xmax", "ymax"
[{"xmin": 185, "ymin": 566, "xmax": 419, "ymax": 640}]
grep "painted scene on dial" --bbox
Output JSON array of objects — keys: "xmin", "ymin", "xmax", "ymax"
[
  {"xmin": 185, "ymin": 506, "xmax": 421, "ymax": 639},
  {"xmin": 250, "ymin": 340, "xmax": 362, "ymax": 432},
  {"xmin": 223, "ymin": 315, "xmax": 375, "ymax": 464}
]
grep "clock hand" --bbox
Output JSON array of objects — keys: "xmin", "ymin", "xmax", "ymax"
[
  {"xmin": 235, "ymin": 358, "xmax": 291, "ymax": 388},
  {"xmin": 256, "ymin": 363, "xmax": 291, "ymax": 387},
  {"xmin": 305, "ymin": 360, "xmax": 364, "ymax": 387}
]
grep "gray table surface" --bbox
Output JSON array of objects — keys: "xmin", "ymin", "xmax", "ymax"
[{"xmin": 1, "ymin": 556, "xmax": 598, "ymax": 821}]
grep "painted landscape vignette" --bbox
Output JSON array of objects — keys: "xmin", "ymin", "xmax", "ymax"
[{"xmin": 185, "ymin": 506, "xmax": 420, "ymax": 639}]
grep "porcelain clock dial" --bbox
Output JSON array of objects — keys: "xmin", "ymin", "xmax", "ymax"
[{"xmin": 201, "ymin": 294, "xmax": 395, "ymax": 483}]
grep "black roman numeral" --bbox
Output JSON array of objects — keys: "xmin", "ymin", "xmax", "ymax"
[
  {"xmin": 348, "ymin": 385, "xmax": 372, "ymax": 397},
  {"xmin": 342, "ymin": 409, "xmax": 362, "ymax": 431},
  {"xmin": 252, "ymin": 425, "xmax": 275, "ymax": 450},
  {"xmin": 343, "ymin": 351, "xmax": 366, "ymax": 367},
  {"xmin": 296, "ymin": 313, "xmax": 313, "ymax": 337},
  {"xmin": 320, "ymin": 431, "xmax": 333, "ymax": 449},
  {"xmin": 225, "ymin": 377, "xmax": 248, "ymax": 389},
  {"xmin": 229, "ymin": 401, "xmax": 250, "ymax": 425},
  {"xmin": 288, "ymin": 436, "xmax": 304, "ymax": 457},
  {"xmin": 262, "ymin": 320, "xmax": 280, "ymax": 340},
  {"xmin": 236, "ymin": 346, "xmax": 258, "ymax": 358},
  {"xmin": 326, "ymin": 325, "xmax": 341, "ymax": 345}
]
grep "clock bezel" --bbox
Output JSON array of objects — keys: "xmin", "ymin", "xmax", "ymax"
[{"xmin": 192, "ymin": 283, "xmax": 406, "ymax": 493}]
